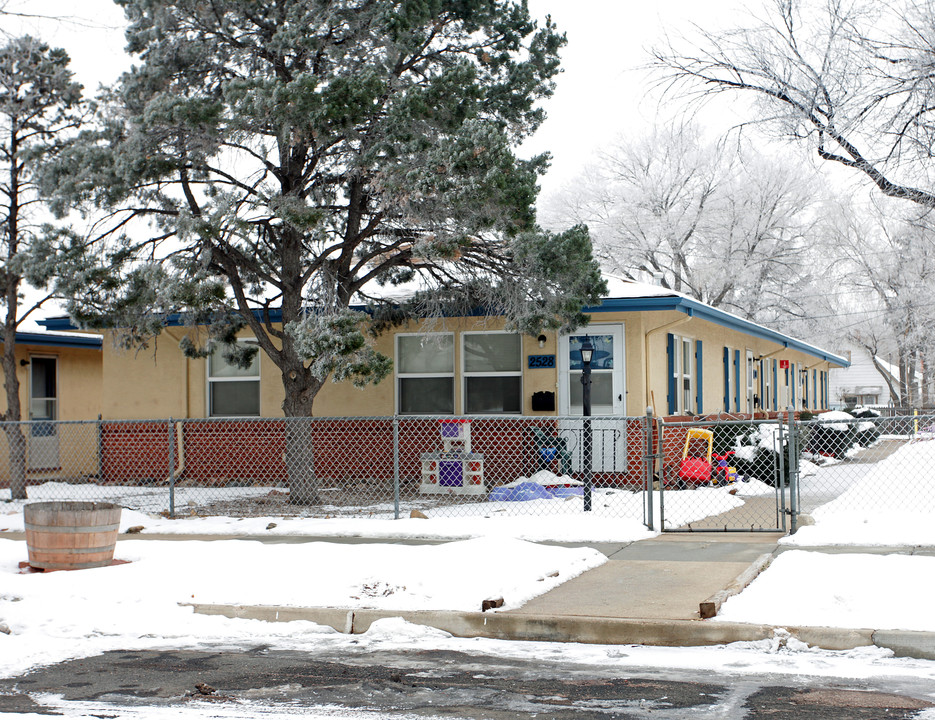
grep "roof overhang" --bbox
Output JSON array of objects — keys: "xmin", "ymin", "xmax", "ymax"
[
  {"xmin": 587, "ymin": 295, "xmax": 850, "ymax": 368},
  {"xmin": 39, "ymin": 293, "xmax": 848, "ymax": 367},
  {"xmin": 11, "ymin": 331, "xmax": 102, "ymax": 350}
]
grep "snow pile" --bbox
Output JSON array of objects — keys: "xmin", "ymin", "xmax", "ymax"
[
  {"xmin": 0, "ymin": 536, "xmax": 604, "ymax": 676},
  {"xmin": 787, "ymin": 440, "xmax": 935, "ymax": 546},
  {"xmin": 815, "ymin": 410, "xmax": 855, "ymax": 433},
  {"xmin": 717, "ymin": 550, "xmax": 935, "ymax": 632}
]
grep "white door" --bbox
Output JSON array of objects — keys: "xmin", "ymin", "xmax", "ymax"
[
  {"xmin": 558, "ymin": 326, "xmax": 626, "ymax": 473},
  {"xmin": 29, "ymin": 356, "xmax": 59, "ymax": 470}
]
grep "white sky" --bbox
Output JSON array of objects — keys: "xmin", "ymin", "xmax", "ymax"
[
  {"xmin": 6, "ymin": 0, "xmax": 747, "ymax": 197},
  {"xmin": 3, "ymin": 0, "xmax": 770, "ymax": 330}
]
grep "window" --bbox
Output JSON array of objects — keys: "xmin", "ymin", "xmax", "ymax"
[
  {"xmin": 208, "ymin": 342, "xmax": 260, "ymax": 416},
  {"xmin": 842, "ymin": 392, "xmax": 879, "ymax": 407},
  {"xmin": 397, "ymin": 333, "xmax": 454, "ymax": 414},
  {"xmin": 463, "ymin": 332, "xmax": 522, "ymax": 414},
  {"xmin": 668, "ymin": 334, "xmax": 697, "ymax": 414}
]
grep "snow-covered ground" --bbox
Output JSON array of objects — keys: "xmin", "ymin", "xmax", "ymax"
[
  {"xmin": 0, "ymin": 467, "xmax": 750, "ymax": 542},
  {"xmin": 5, "ymin": 434, "xmax": 935, "ymax": 702},
  {"xmin": 0, "ymin": 536, "xmax": 605, "ymax": 677},
  {"xmin": 4, "ymin": 532, "xmax": 935, "ymax": 694},
  {"xmin": 786, "ymin": 437, "xmax": 935, "ymax": 547}
]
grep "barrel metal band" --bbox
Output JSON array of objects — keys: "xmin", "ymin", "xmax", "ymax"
[
  {"xmin": 25, "ymin": 522, "xmax": 120, "ymax": 533},
  {"xmin": 30, "ymin": 545, "xmax": 115, "ymax": 555}
]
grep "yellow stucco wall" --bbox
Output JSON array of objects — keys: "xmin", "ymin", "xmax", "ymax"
[
  {"xmin": 96, "ymin": 310, "xmax": 837, "ymax": 420},
  {"xmin": 0, "ymin": 342, "xmax": 103, "ymax": 484},
  {"xmin": 0, "ymin": 343, "xmax": 103, "ymax": 421}
]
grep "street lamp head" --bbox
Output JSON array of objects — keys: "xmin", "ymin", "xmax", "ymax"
[{"xmin": 580, "ymin": 336, "xmax": 594, "ymax": 367}]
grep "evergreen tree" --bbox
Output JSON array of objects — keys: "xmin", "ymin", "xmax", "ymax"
[{"xmin": 42, "ymin": 1, "xmax": 605, "ymax": 503}]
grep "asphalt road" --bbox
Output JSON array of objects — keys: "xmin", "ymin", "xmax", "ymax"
[{"xmin": 2, "ymin": 646, "xmax": 934, "ymax": 719}]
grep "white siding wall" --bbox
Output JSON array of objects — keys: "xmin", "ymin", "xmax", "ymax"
[{"xmin": 829, "ymin": 346, "xmax": 892, "ymax": 409}]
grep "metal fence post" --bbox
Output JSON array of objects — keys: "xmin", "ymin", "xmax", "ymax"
[
  {"xmin": 393, "ymin": 416, "xmax": 400, "ymax": 520},
  {"xmin": 96, "ymin": 414, "xmax": 103, "ymax": 482},
  {"xmin": 168, "ymin": 418, "xmax": 176, "ymax": 518},
  {"xmin": 658, "ymin": 417, "xmax": 666, "ymax": 531},
  {"xmin": 777, "ymin": 412, "xmax": 787, "ymax": 532},
  {"xmin": 788, "ymin": 406, "xmax": 799, "ymax": 534},
  {"xmin": 643, "ymin": 406, "xmax": 654, "ymax": 531}
]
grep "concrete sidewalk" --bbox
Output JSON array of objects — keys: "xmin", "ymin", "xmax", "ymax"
[
  {"xmin": 7, "ymin": 527, "xmax": 935, "ymax": 659},
  {"xmin": 179, "ymin": 531, "xmax": 935, "ymax": 660}
]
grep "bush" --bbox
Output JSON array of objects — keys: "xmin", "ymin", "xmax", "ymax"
[{"xmin": 730, "ymin": 423, "xmax": 796, "ymax": 487}]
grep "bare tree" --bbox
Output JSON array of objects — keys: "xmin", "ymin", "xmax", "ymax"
[
  {"xmin": 542, "ymin": 123, "xmax": 819, "ymax": 326},
  {"xmin": 654, "ymin": 0, "xmax": 935, "ymax": 210},
  {"xmin": 0, "ymin": 36, "xmax": 84, "ymax": 498},
  {"xmin": 822, "ymin": 197, "xmax": 935, "ymax": 406}
]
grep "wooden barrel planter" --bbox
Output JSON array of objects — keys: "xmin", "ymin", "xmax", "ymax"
[{"xmin": 24, "ymin": 502, "xmax": 122, "ymax": 570}]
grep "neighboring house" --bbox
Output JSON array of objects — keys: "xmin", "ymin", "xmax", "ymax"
[
  {"xmin": 38, "ymin": 280, "xmax": 846, "ymax": 421},
  {"xmin": 829, "ymin": 346, "xmax": 915, "ymax": 409}
]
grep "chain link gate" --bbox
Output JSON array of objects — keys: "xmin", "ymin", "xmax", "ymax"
[{"xmin": 654, "ymin": 414, "xmax": 795, "ymax": 532}]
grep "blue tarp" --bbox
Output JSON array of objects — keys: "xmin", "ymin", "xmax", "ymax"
[{"xmin": 487, "ymin": 482, "xmax": 584, "ymax": 502}]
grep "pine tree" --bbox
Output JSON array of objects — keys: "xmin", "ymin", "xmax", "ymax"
[{"xmin": 43, "ymin": 1, "xmax": 605, "ymax": 503}]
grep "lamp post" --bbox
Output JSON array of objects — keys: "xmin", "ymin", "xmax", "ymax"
[{"xmin": 580, "ymin": 336, "xmax": 594, "ymax": 512}]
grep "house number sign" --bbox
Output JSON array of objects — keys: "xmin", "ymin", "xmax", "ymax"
[{"xmin": 527, "ymin": 354, "xmax": 556, "ymax": 369}]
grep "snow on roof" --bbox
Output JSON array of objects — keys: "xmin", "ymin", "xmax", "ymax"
[{"xmin": 601, "ymin": 275, "xmax": 679, "ymax": 299}]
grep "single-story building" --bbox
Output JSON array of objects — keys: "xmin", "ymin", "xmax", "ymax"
[
  {"xmin": 31, "ymin": 281, "xmax": 846, "ymax": 489},
  {"xmin": 38, "ymin": 280, "xmax": 845, "ymax": 422}
]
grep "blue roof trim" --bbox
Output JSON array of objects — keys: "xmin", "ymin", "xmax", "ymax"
[
  {"xmin": 13, "ymin": 332, "xmax": 102, "ymax": 349},
  {"xmin": 586, "ymin": 296, "xmax": 849, "ymax": 367},
  {"xmin": 40, "ymin": 293, "xmax": 849, "ymax": 366}
]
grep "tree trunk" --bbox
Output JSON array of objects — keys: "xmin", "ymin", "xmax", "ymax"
[
  {"xmin": 4, "ymin": 424, "xmax": 26, "ymax": 500},
  {"xmin": 1, "ymin": 324, "xmax": 26, "ymax": 499},
  {"xmin": 3, "ymin": 125, "xmax": 26, "ymax": 499},
  {"xmin": 281, "ymin": 364, "xmax": 325, "ymax": 506}
]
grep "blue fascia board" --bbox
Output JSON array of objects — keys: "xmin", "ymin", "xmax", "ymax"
[
  {"xmin": 13, "ymin": 331, "xmax": 102, "ymax": 349},
  {"xmin": 587, "ymin": 295, "xmax": 849, "ymax": 367}
]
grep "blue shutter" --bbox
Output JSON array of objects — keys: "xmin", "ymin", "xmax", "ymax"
[
  {"xmin": 785, "ymin": 365, "xmax": 790, "ymax": 409},
  {"xmin": 667, "ymin": 333, "xmax": 676, "ymax": 415},
  {"xmin": 772, "ymin": 360, "xmax": 778, "ymax": 411},
  {"xmin": 733, "ymin": 350, "xmax": 741, "ymax": 412},
  {"xmin": 723, "ymin": 347, "xmax": 730, "ymax": 411},
  {"xmin": 791, "ymin": 363, "xmax": 796, "ymax": 406},
  {"xmin": 696, "ymin": 340, "xmax": 703, "ymax": 414},
  {"xmin": 812, "ymin": 370, "xmax": 817, "ymax": 408}
]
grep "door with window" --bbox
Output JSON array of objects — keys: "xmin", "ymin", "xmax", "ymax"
[
  {"xmin": 557, "ymin": 326, "xmax": 626, "ymax": 473},
  {"xmin": 29, "ymin": 356, "xmax": 59, "ymax": 470}
]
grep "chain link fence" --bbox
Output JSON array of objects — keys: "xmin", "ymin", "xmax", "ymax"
[
  {"xmin": 0, "ymin": 416, "xmax": 649, "ymax": 523},
  {"xmin": 0, "ymin": 411, "xmax": 931, "ymax": 536}
]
